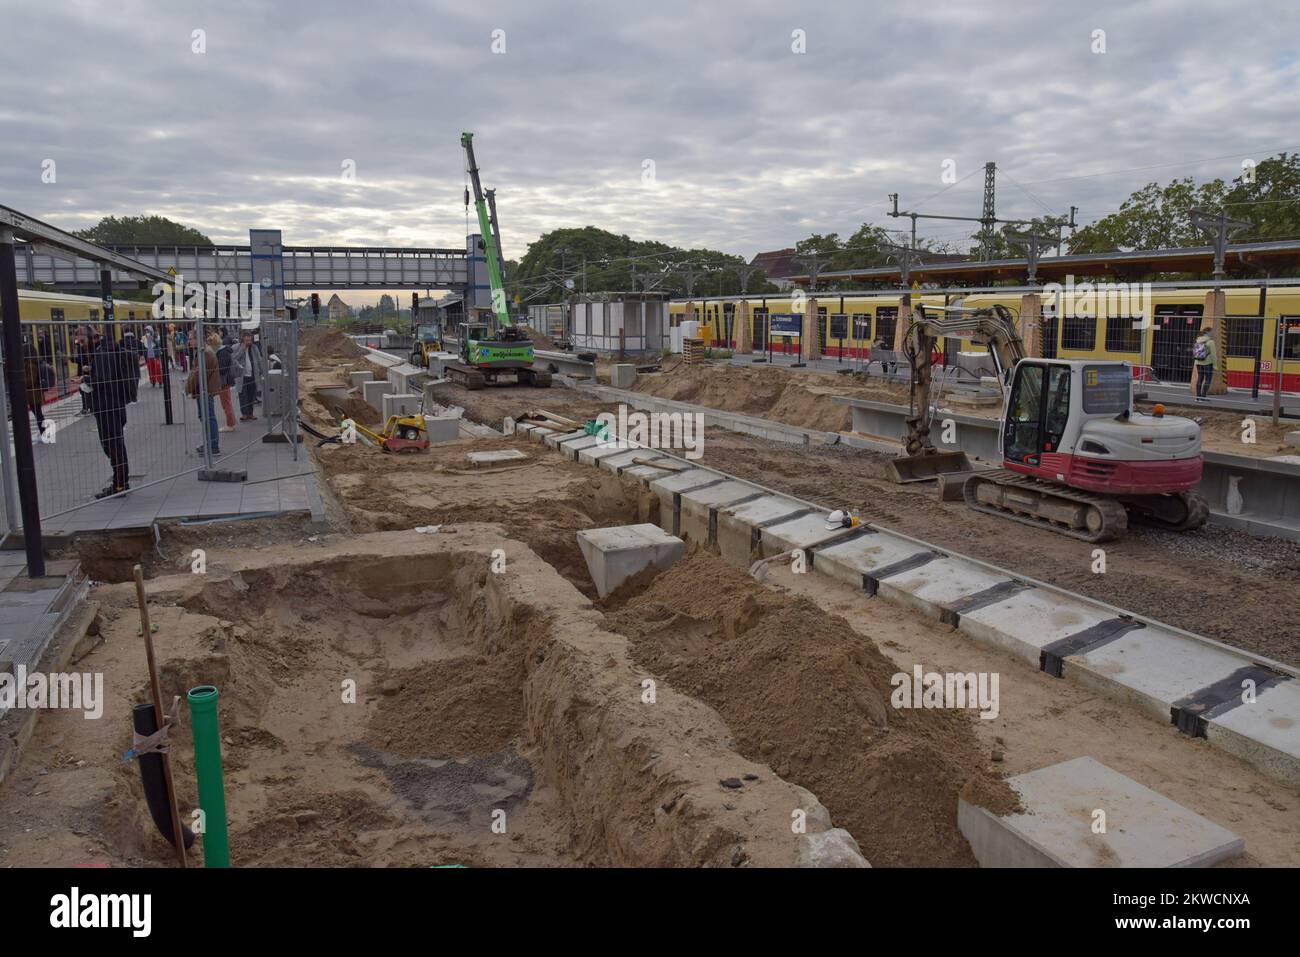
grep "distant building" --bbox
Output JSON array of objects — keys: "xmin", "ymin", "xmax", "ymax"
[
  {"xmin": 749, "ymin": 248, "xmax": 800, "ymax": 290},
  {"xmin": 327, "ymin": 294, "xmax": 349, "ymax": 322}
]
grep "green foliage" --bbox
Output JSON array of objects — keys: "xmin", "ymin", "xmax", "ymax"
[
  {"xmin": 508, "ymin": 226, "xmax": 779, "ymax": 303},
  {"xmin": 1068, "ymin": 153, "xmax": 1300, "ymax": 252},
  {"xmin": 75, "ymin": 215, "xmax": 214, "ymax": 247}
]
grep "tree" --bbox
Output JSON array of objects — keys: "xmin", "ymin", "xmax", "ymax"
[
  {"xmin": 508, "ymin": 226, "xmax": 778, "ymax": 303},
  {"xmin": 75, "ymin": 215, "xmax": 214, "ymax": 247},
  {"xmin": 1070, "ymin": 153, "xmax": 1300, "ymax": 253}
]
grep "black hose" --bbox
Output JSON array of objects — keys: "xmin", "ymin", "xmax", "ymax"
[{"xmin": 132, "ymin": 702, "xmax": 195, "ymax": 849}]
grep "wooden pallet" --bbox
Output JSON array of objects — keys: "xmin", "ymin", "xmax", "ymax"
[{"xmin": 682, "ymin": 337, "xmax": 706, "ymax": 365}]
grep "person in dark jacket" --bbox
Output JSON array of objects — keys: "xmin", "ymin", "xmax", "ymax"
[
  {"xmin": 119, "ymin": 328, "xmax": 142, "ymax": 404},
  {"xmin": 19, "ymin": 339, "xmax": 46, "ymax": 433},
  {"xmin": 87, "ymin": 330, "xmax": 135, "ymax": 498}
]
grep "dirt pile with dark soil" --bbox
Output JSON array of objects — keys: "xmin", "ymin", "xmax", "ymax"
[
  {"xmin": 600, "ymin": 545, "xmax": 1018, "ymax": 866},
  {"xmin": 631, "ymin": 363, "xmax": 873, "ymax": 432}
]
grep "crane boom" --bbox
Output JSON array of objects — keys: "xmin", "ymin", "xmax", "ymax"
[{"xmin": 461, "ymin": 131, "xmax": 511, "ymax": 328}]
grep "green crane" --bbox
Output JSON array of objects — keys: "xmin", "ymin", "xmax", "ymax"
[{"xmin": 446, "ymin": 132, "xmax": 550, "ymax": 389}]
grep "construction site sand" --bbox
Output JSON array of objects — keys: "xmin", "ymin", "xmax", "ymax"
[
  {"xmin": 632, "ymin": 363, "xmax": 867, "ymax": 433},
  {"xmin": 312, "ymin": 432, "xmax": 643, "ymax": 598},
  {"xmin": 760, "ymin": 558, "xmax": 1300, "ymax": 867},
  {"xmin": 0, "ymin": 529, "xmax": 860, "ymax": 868},
  {"xmin": 599, "ymin": 546, "xmax": 1017, "ymax": 867}
]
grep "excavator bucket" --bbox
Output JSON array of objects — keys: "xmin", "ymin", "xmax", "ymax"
[{"xmin": 887, "ymin": 450, "xmax": 972, "ymax": 484}]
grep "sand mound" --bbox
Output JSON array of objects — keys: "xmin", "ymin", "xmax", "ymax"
[
  {"xmin": 602, "ymin": 546, "xmax": 1018, "ymax": 866},
  {"xmin": 299, "ymin": 326, "xmax": 365, "ymax": 362},
  {"xmin": 632, "ymin": 364, "xmax": 865, "ymax": 432}
]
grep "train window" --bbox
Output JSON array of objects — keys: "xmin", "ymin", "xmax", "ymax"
[
  {"xmin": 1282, "ymin": 317, "xmax": 1300, "ymax": 360},
  {"xmin": 1103, "ymin": 316, "xmax": 1141, "ymax": 353},
  {"xmin": 1226, "ymin": 316, "xmax": 1264, "ymax": 358},
  {"xmin": 1062, "ymin": 315, "xmax": 1097, "ymax": 350},
  {"xmin": 50, "ymin": 308, "xmax": 64, "ymax": 321},
  {"xmin": 852, "ymin": 313, "xmax": 870, "ymax": 340},
  {"xmin": 875, "ymin": 307, "xmax": 897, "ymax": 346}
]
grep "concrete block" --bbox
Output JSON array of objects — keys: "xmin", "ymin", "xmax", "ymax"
[
  {"xmin": 1287, "ymin": 429, "xmax": 1300, "ymax": 450},
  {"xmin": 958, "ymin": 756, "xmax": 1244, "ymax": 867},
  {"xmin": 427, "ymin": 351, "xmax": 459, "ymax": 377},
  {"xmin": 714, "ymin": 494, "xmax": 808, "ymax": 566},
  {"xmin": 467, "ymin": 449, "xmax": 528, "ymax": 466},
  {"xmin": 423, "ymin": 415, "xmax": 460, "ymax": 444},
  {"xmin": 1205, "ymin": 679, "xmax": 1300, "ymax": 789},
  {"xmin": 611, "ymin": 364, "xmax": 637, "ymax": 389},
  {"xmin": 362, "ymin": 379, "xmax": 392, "ymax": 410},
  {"xmin": 576, "ymin": 523, "xmax": 686, "ymax": 598},
  {"xmin": 349, "ymin": 371, "xmax": 373, "ymax": 389},
  {"xmin": 382, "ymin": 393, "xmax": 421, "ymax": 420},
  {"xmin": 677, "ymin": 480, "xmax": 765, "ymax": 545},
  {"xmin": 387, "ymin": 362, "xmax": 425, "ymax": 394},
  {"xmin": 1071, "ymin": 626, "xmax": 1261, "ymax": 723}
]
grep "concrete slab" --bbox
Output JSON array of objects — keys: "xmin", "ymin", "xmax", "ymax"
[
  {"xmin": 714, "ymin": 494, "xmax": 809, "ymax": 566},
  {"xmin": 544, "ymin": 429, "xmax": 587, "ymax": 450},
  {"xmin": 958, "ymin": 587, "xmax": 1117, "ymax": 666},
  {"xmin": 349, "ymin": 371, "xmax": 373, "ymax": 388},
  {"xmin": 1072, "ymin": 626, "xmax": 1258, "ymax": 721},
  {"xmin": 576, "ymin": 523, "xmax": 686, "ymax": 598},
  {"xmin": 759, "ymin": 512, "xmax": 852, "ymax": 558},
  {"xmin": 578, "ymin": 441, "xmax": 638, "ymax": 466},
  {"xmin": 1206, "ymin": 679, "xmax": 1300, "ymax": 788},
  {"xmin": 877, "ymin": 556, "xmax": 1009, "ymax": 621},
  {"xmin": 556, "ymin": 434, "xmax": 602, "ymax": 460},
  {"xmin": 802, "ymin": 527, "xmax": 920, "ymax": 589},
  {"xmin": 467, "ymin": 449, "xmax": 528, "ymax": 466},
  {"xmin": 677, "ymin": 480, "xmax": 765, "ymax": 545},
  {"xmin": 958, "ymin": 757, "xmax": 1244, "ymax": 868}
]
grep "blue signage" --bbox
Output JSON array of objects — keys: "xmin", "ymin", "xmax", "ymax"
[{"xmin": 769, "ymin": 313, "xmax": 801, "ymax": 336}]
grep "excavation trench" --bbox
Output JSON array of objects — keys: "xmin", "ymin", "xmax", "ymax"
[{"xmin": 3, "ymin": 528, "xmax": 856, "ymax": 867}]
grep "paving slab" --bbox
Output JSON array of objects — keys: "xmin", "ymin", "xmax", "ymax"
[
  {"xmin": 958, "ymin": 756, "xmax": 1244, "ymax": 868},
  {"xmin": 801, "ymin": 527, "xmax": 920, "ymax": 589},
  {"xmin": 958, "ymin": 587, "xmax": 1116, "ymax": 665},
  {"xmin": 466, "ymin": 449, "xmax": 529, "ymax": 466}
]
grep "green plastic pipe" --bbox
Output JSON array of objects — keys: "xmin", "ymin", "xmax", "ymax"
[{"xmin": 187, "ymin": 685, "xmax": 230, "ymax": 867}]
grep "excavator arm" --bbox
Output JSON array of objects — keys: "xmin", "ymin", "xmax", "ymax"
[{"xmin": 902, "ymin": 303, "xmax": 1024, "ymax": 456}]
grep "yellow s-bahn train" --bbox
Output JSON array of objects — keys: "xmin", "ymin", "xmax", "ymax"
[
  {"xmin": 10, "ymin": 289, "xmax": 160, "ymax": 399},
  {"xmin": 669, "ymin": 285, "xmax": 1300, "ymax": 392}
]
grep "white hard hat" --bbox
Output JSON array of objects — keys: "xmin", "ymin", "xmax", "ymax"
[{"xmin": 825, "ymin": 509, "xmax": 848, "ymax": 529}]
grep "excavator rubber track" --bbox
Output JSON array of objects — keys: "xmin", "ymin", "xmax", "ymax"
[
  {"xmin": 962, "ymin": 469, "xmax": 1129, "ymax": 543},
  {"xmin": 443, "ymin": 360, "xmax": 486, "ymax": 390}
]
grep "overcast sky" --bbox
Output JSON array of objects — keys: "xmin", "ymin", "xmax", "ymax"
[{"xmin": 3, "ymin": 0, "xmax": 1298, "ymax": 305}]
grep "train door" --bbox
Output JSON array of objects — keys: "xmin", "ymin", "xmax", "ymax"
[
  {"xmin": 753, "ymin": 306, "xmax": 768, "ymax": 350},
  {"xmin": 1151, "ymin": 304, "xmax": 1201, "ymax": 383}
]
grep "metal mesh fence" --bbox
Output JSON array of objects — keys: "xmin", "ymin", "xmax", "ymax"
[{"xmin": 3, "ymin": 313, "xmax": 296, "ymax": 526}]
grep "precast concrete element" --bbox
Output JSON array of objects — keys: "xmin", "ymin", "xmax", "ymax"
[
  {"xmin": 382, "ymin": 393, "xmax": 421, "ymax": 419},
  {"xmin": 349, "ymin": 371, "xmax": 373, "ymax": 389},
  {"xmin": 958, "ymin": 757, "xmax": 1244, "ymax": 868},
  {"xmin": 509, "ymin": 415, "xmax": 1300, "ymax": 788},
  {"xmin": 577, "ymin": 523, "xmax": 686, "ymax": 598},
  {"xmin": 423, "ymin": 415, "xmax": 460, "ymax": 443},
  {"xmin": 361, "ymin": 379, "xmax": 392, "ymax": 410}
]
